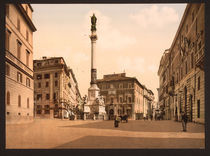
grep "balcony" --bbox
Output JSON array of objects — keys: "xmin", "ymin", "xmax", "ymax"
[{"xmin": 195, "ymin": 45, "xmax": 204, "ymax": 70}]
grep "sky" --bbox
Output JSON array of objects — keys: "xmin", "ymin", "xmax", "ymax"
[{"xmin": 32, "ymin": 4, "xmax": 187, "ymax": 101}]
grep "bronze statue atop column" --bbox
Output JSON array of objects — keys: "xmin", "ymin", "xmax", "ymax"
[{"xmin": 91, "ymin": 13, "xmax": 97, "ymax": 31}]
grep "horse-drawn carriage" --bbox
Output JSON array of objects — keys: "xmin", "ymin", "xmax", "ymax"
[{"xmin": 119, "ymin": 115, "xmax": 128, "ymax": 123}]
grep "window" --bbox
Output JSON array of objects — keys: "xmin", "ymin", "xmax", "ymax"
[
  {"xmin": 37, "ymin": 110, "xmax": 41, "ymax": 114},
  {"xmin": 7, "ymin": 112, "xmax": 10, "ymax": 115},
  {"xmin": 198, "ymin": 41, "xmax": 201, "ymax": 50},
  {"xmin": 55, "ymin": 80, "xmax": 58, "ymax": 87},
  {"xmin": 123, "ymin": 83, "xmax": 128, "ymax": 88},
  {"xmin": 37, "ymin": 94, "xmax": 42, "ymax": 100},
  {"xmin": 191, "ymin": 53, "xmax": 194, "ymax": 68},
  {"xmin": 6, "ymin": 4, "xmax": 9, "ymax": 17},
  {"xmin": 5, "ymin": 29, "xmax": 11, "ymax": 51},
  {"xmin": 7, "ymin": 91, "xmax": 10, "ymax": 105},
  {"xmin": 18, "ymin": 95, "xmax": 21, "ymax": 107},
  {"xmin": 38, "ymin": 82, "xmax": 41, "ymax": 88},
  {"xmin": 37, "ymin": 74, "xmax": 42, "ymax": 80},
  {"xmin": 18, "ymin": 113, "xmax": 21, "ymax": 115},
  {"xmin": 26, "ymin": 78, "xmax": 30, "ymax": 87},
  {"xmin": 17, "ymin": 72, "xmax": 22, "ymax": 83},
  {"xmin": 37, "ymin": 63, "xmax": 41, "ymax": 67},
  {"xmin": 125, "ymin": 96, "xmax": 128, "ymax": 102},
  {"xmin": 53, "ymin": 93, "xmax": 56, "ymax": 100},
  {"xmin": 26, "ymin": 30, "xmax": 29, "ymax": 41},
  {"xmin": 185, "ymin": 61, "xmax": 188, "ymax": 74},
  {"xmin": 17, "ymin": 18, "xmax": 20, "ymax": 31},
  {"xmin": 111, "ymin": 98, "xmax": 114, "ymax": 103},
  {"xmin": 17, "ymin": 40, "xmax": 22, "ymax": 59},
  {"xmin": 45, "ymin": 81, "xmax": 49, "ymax": 87},
  {"xmin": 198, "ymin": 76, "xmax": 200, "ymax": 90},
  {"xmin": 181, "ymin": 67, "xmax": 183, "ymax": 79},
  {"xmin": 68, "ymin": 82, "xmax": 71, "ymax": 88},
  {"xmin": 44, "ymin": 74, "xmax": 50, "ymax": 79},
  {"xmin": 55, "ymin": 72, "xmax": 58, "ymax": 78},
  {"xmin": 36, "ymin": 106, "xmax": 42, "ymax": 114},
  {"xmin": 46, "ymin": 94, "xmax": 50, "ymax": 100},
  {"xmin": 196, "ymin": 19, "xmax": 197, "ymax": 34},
  {"xmin": 44, "ymin": 105, "xmax": 50, "ymax": 114},
  {"xmin": 6, "ymin": 64, "xmax": 10, "ymax": 76},
  {"xmin": 197, "ymin": 100, "xmax": 200, "ymax": 118},
  {"xmin": 27, "ymin": 98, "xmax": 29, "ymax": 108},
  {"xmin": 128, "ymin": 83, "xmax": 132, "ymax": 88},
  {"xmin": 128, "ymin": 97, "xmax": 132, "ymax": 103},
  {"xmin": 176, "ymin": 73, "xmax": 179, "ymax": 83},
  {"xmin": 120, "ymin": 97, "xmax": 123, "ymax": 103},
  {"xmin": 55, "ymin": 60, "xmax": 58, "ymax": 63},
  {"xmin": 26, "ymin": 50, "xmax": 30, "ymax": 66}
]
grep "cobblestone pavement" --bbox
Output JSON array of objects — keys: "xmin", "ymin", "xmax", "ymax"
[{"xmin": 6, "ymin": 119, "xmax": 205, "ymax": 149}]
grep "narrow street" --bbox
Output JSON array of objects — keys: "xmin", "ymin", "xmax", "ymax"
[{"xmin": 6, "ymin": 119, "xmax": 205, "ymax": 149}]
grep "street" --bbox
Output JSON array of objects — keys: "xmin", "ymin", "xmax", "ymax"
[{"xmin": 6, "ymin": 119, "xmax": 205, "ymax": 149}]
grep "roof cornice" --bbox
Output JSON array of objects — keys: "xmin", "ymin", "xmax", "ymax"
[{"xmin": 15, "ymin": 4, "xmax": 36, "ymax": 32}]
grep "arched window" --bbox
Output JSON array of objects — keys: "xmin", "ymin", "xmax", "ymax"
[
  {"xmin": 18, "ymin": 95, "xmax": 21, "ymax": 107},
  {"xmin": 7, "ymin": 91, "xmax": 10, "ymax": 105},
  {"xmin": 27, "ymin": 98, "xmax": 29, "ymax": 108}
]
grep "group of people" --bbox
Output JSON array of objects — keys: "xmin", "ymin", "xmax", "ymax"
[{"xmin": 113, "ymin": 111, "xmax": 189, "ymax": 132}]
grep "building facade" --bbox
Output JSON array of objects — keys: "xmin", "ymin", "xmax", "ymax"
[
  {"xmin": 158, "ymin": 3, "xmax": 205, "ymax": 124},
  {"xmin": 96, "ymin": 73, "xmax": 154, "ymax": 120},
  {"xmin": 34, "ymin": 57, "xmax": 81, "ymax": 119},
  {"xmin": 5, "ymin": 4, "xmax": 36, "ymax": 123}
]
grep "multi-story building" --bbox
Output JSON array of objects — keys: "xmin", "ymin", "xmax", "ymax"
[
  {"xmin": 143, "ymin": 88, "xmax": 155, "ymax": 119},
  {"xmin": 158, "ymin": 49, "xmax": 171, "ymax": 120},
  {"xmin": 158, "ymin": 3, "xmax": 205, "ymax": 124},
  {"xmin": 96, "ymin": 73, "xmax": 154, "ymax": 120},
  {"xmin": 5, "ymin": 4, "xmax": 36, "ymax": 123},
  {"xmin": 33, "ymin": 57, "xmax": 81, "ymax": 119}
]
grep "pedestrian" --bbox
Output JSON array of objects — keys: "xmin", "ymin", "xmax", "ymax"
[
  {"xmin": 114, "ymin": 116, "xmax": 121, "ymax": 128},
  {"xmin": 181, "ymin": 111, "xmax": 188, "ymax": 132}
]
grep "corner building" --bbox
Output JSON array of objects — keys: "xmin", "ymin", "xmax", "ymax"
[
  {"xmin": 34, "ymin": 57, "xmax": 81, "ymax": 119},
  {"xmin": 5, "ymin": 4, "xmax": 36, "ymax": 124},
  {"xmin": 158, "ymin": 3, "xmax": 205, "ymax": 124},
  {"xmin": 96, "ymin": 73, "xmax": 154, "ymax": 120}
]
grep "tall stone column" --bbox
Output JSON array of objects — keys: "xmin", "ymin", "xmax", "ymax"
[{"xmin": 88, "ymin": 14, "xmax": 100, "ymax": 102}]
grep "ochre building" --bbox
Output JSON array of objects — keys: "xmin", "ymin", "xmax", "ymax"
[
  {"xmin": 96, "ymin": 73, "xmax": 154, "ymax": 120},
  {"xmin": 158, "ymin": 3, "xmax": 204, "ymax": 124},
  {"xmin": 5, "ymin": 4, "xmax": 36, "ymax": 124},
  {"xmin": 34, "ymin": 57, "xmax": 81, "ymax": 119}
]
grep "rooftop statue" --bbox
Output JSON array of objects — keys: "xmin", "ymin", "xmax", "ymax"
[{"xmin": 91, "ymin": 13, "xmax": 97, "ymax": 31}]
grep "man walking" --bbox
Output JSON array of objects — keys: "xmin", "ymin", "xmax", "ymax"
[{"xmin": 181, "ymin": 111, "xmax": 188, "ymax": 132}]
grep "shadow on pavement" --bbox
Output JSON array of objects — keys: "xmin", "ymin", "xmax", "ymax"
[
  {"xmin": 55, "ymin": 135, "xmax": 205, "ymax": 149},
  {"xmin": 60, "ymin": 120, "xmax": 205, "ymax": 133}
]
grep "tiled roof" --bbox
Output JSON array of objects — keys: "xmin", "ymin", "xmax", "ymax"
[
  {"xmin": 96, "ymin": 76, "xmax": 145, "ymax": 89},
  {"xmin": 96, "ymin": 76, "xmax": 133, "ymax": 82}
]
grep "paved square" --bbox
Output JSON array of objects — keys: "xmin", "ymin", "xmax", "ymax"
[{"xmin": 6, "ymin": 119, "xmax": 205, "ymax": 149}]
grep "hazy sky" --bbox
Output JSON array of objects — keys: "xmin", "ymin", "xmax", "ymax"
[{"xmin": 32, "ymin": 4, "xmax": 187, "ymax": 101}]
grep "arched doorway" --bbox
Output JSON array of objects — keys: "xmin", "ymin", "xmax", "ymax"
[
  {"xmin": 109, "ymin": 109, "xmax": 114, "ymax": 120},
  {"xmin": 190, "ymin": 94, "xmax": 193, "ymax": 121}
]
